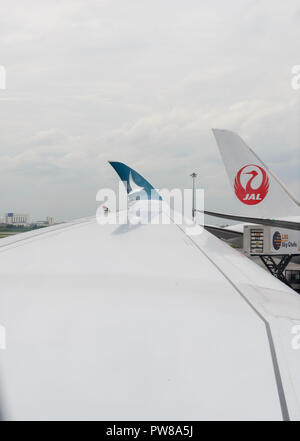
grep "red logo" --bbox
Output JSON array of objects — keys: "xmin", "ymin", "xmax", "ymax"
[{"xmin": 234, "ymin": 164, "xmax": 269, "ymax": 205}]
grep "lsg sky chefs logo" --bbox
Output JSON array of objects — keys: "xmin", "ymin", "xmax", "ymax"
[
  {"xmin": 234, "ymin": 164, "xmax": 270, "ymax": 205},
  {"xmin": 272, "ymin": 230, "xmax": 298, "ymax": 251},
  {"xmin": 0, "ymin": 65, "xmax": 6, "ymax": 90}
]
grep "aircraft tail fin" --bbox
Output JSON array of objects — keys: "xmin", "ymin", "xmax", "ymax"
[
  {"xmin": 109, "ymin": 161, "xmax": 161, "ymax": 201},
  {"xmin": 212, "ymin": 129, "xmax": 300, "ymax": 217}
]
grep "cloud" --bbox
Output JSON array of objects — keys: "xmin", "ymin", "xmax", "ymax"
[{"xmin": 0, "ymin": 0, "xmax": 299, "ymax": 221}]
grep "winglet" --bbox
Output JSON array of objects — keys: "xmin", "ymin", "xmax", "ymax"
[{"xmin": 109, "ymin": 161, "xmax": 161, "ymax": 200}]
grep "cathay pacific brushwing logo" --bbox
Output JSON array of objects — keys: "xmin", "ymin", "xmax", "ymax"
[{"xmin": 128, "ymin": 171, "xmax": 144, "ymax": 195}]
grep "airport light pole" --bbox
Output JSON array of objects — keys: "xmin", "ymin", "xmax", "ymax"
[{"xmin": 190, "ymin": 172, "xmax": 197, "ymax": 220}]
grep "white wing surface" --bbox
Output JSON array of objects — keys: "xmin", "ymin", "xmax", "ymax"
[{"xmin": 0, "ymin": 165, "xmax": 300, "ymax": 421}]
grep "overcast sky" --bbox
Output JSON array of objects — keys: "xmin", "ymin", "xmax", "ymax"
[{"xmin": 0, "ymin": 0, "xmax": 300, "ymax": 221}]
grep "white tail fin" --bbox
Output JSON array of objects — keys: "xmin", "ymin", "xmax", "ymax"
[{"xmin": 212, "ymin": 129, "xmax": 300, "ymax": 217}]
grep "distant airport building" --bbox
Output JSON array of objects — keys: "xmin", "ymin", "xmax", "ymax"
[
  {"xmin": 3, "ymin": 213, "xmax": 55, "ymax": 228},
  {"xmin": 5, "ymin": 213, "xmax": 29, "ymax": 226},
  {"xmin": 34, "ymin": 217, "xmax": 55, "ymax": 227},
  {"xmin": 46, "ymin": 217, "xmax": 54, "ymax": 225}
]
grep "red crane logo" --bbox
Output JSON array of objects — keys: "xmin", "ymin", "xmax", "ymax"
[{"xmin": 234, "ymin": 164, "xmax": 270, "ymax": 205}]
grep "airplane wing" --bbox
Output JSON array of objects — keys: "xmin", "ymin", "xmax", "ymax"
[
  {"xmin": 0, "ymin": 162, "xmax": 300, "ymax": 420},
  {"xmin": 204, "ymin": 224, "xmax": 243, "ymax": 240},
  {"xmin": 204, "ymin": 224, "xmax": 243, "ymax": 248},
  {"xmin": 203, "ymin": 210, "xmax": 300, "ymax": 231}
]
